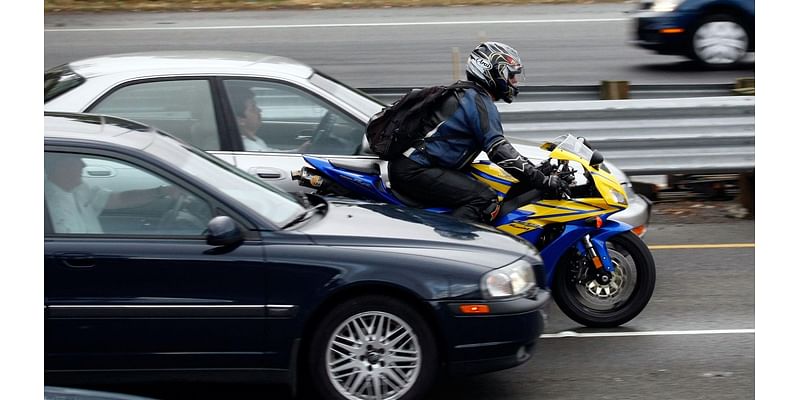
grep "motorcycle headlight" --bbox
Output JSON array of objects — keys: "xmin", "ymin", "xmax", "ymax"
[
  {"xmin": 652, "ymin": 0, "xmax": 683, "ymax": 12},
  {"xmin": 482, "ymin": 260, "xmax": 535, "ymax": 298},
  {"xmin": 611, "ymin": 189, "xmax": 628, "ymax": 205}
]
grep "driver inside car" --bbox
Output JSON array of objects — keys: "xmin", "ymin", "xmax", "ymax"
[
  {"xmin": 44, "ymin": 153, "xmax": 179, "ymax": 234},
  {"xmin": 228, "ymin": 85, "xmax": 311, "ymax": 153}
]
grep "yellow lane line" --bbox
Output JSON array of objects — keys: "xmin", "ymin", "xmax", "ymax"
[{"xmin": 648, "ymin": 243, "xmax": 755, "ymax": 250}]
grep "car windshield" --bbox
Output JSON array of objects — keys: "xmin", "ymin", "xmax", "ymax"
[
  {"xmin": 45, "ymin": 64, "xmax": 85, "ymax": 103},
  {"xmin": 310, "ymin": 72, "xmax": 385, "ymax": 113},
  {"xmin": 146, "ymin": 131, "xmax": 306, "ymax": 227}
]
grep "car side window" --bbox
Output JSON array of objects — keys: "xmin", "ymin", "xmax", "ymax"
[
  {"xmin": 223, "ymin": 79, "xmax": 363, "ymax": 155},
  {"xmin": 89, "ymin": 80, "xmax": 221, "ymax": 151},
  {"xmin": 44, "ymin": 152, "xmax": 213, "ymax": 236}
]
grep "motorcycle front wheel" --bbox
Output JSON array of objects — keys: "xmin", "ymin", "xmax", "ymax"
[{"xmin": 553, "ymin": 231, "xmax": 656, "ymax": 328}]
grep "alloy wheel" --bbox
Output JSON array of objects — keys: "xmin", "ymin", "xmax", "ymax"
[{"xmin": 326, "ymin": 311, "xmax": 421, "ymax": 400}]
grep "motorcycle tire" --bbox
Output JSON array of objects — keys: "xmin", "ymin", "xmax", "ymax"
[
  {"xmin": 307, "ymin": 295, "xmax": 438, "ymax": 400},
  {"xmin": 553, "ymin": 231, "xmax": 656, "ymax": 328}
]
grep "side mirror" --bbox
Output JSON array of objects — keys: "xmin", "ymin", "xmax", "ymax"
[
  {"xmin": 589, "ymin": 150, "xmax": 604, "ymax": 168},
  {"xmin": 206, "ymin": 216, "xmax": 244, "ymax": 247}
]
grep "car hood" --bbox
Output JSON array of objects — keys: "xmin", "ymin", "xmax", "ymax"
[{"xmin": 297, "ymin": 198, "xmax": 534, "ymax": 270}]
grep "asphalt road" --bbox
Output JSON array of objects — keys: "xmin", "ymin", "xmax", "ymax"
[
  {"xmin": 43, "ymin": 3, "xmax": 754, "ymax": 88},
  {"xmin": 69, "ymin": 214, "xmax": 755, "ymax": 400}
]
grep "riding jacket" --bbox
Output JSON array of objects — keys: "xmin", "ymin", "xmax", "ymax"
[{"xmin": 403, "ymin": 83, "xmax": 547, "ymax": 187}]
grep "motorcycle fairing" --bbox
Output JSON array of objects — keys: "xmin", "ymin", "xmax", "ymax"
[
  {"xmin": 522, "ymin": 219, "xmax": 632, "ymax": 286},
  {"xmin": 496, "ymin": 198, "xmax": 626, "ymax": 235}
]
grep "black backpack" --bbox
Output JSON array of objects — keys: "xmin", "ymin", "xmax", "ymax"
[{"xmin": 366, "ymin": 81, "xmax": 477, "ymax": 160}]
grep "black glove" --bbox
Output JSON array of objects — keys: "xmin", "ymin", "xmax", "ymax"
[{"xmin": 543, "ymin": 175, "xmax": 569, "ymax": 197}]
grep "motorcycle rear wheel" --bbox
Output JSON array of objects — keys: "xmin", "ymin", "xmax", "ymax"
[{"xmin": 553, "ymin": 231, "xmax": 656, "ymax": 328}]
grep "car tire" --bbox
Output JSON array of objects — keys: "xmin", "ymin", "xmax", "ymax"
[
  {"xmin": 689, "ymin": 14, "xmax": 750, "ymax": 68},
  {"xmin": 308, "ymin": 295, "xmax": 438, "ymax": 400}
]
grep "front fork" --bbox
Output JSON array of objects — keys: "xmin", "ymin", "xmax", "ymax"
[{"xmin": 575, "ymin": 234, "xmax": 614, "ymax": 284}]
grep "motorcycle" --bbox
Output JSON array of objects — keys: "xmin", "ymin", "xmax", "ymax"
[{"xmin": 292, "ymin": 134, "xmax": 656, "ymax": 327}]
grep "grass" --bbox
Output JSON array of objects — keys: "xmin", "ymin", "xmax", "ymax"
[{"xmin": 44, "ymin": 0, "xmax": 625, "ymax": 13}]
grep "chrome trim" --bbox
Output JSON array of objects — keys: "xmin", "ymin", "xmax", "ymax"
[{"xmin": 45, "ymin": 304, "xmax": 298, "ymax": 318}]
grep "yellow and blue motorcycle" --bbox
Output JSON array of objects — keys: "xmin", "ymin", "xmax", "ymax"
[{"xmin": 295, "ymin": 135, "xmax": 656, "ymax": 327}]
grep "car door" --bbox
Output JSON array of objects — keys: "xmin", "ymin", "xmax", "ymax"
[
  {"xmin": 217, "ymin": 78, "xmax": 367, "ymax": 192},
  {"xmin": 44, "ymin": 149, "xmax": 271, "ymax": 373}
]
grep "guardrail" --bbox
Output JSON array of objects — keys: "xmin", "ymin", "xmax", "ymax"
[
  {"xmin": 360, "ymin": 83, "xmax": 739, "ymax": 103},
  {"xmin": 360, "ymin": 86, "xmax": 754, "ymax": 177}
]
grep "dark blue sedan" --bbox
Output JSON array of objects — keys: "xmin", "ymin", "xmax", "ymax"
[
  {"xmin": 630, "ymin": 0, "xmax": 754, "ymax": 67},
  {"xmin": 44, "ymin": 112, "xmax": 550, "ymax": 400}
]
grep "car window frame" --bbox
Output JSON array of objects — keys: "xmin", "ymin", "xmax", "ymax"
[
  {"xmin": 43, "ymin": 144, "xmax": 260, "ymax": 240},
  {"xmin": 213, "ymin": 76, "xmax": 367, "ymax": 155},
  {"xmin": 84, "ymin": 76, "xmax": 234, "ymax": 151}
]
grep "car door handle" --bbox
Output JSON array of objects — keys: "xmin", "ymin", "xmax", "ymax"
[
  {"xmin": 248, "ymin": 167, "xmax": 285, "ymax": 180},
  {"xmin": 56, "ymin": 253, "xmax": 96, "ymax": 268}
]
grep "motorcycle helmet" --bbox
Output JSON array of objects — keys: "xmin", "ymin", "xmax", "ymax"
[{"xmin": 465, "ymin": 41, "xmax": 525, "ymax": 103}]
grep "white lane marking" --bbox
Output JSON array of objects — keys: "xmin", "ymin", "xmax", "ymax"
[
  {"xmin": 44, "ymin": 18, "xmax": 625, "ymax": 33},
  {"xmin": 541, "ymin": 329, "xmax": 755, "ymax": 339}
]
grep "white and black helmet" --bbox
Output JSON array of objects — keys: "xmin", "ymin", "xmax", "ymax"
[{"xmin": 465, "ymin": 41, "xmax": 524, "ymax": 103}]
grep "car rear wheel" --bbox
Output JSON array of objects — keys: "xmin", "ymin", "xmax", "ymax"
[
  {"xmin": 690, "ymin": 14, "xmax": 749, "ymax": 67},
  {"xmin": 308, "ymin": 295, "xmax": 438, "ymax": 400}
]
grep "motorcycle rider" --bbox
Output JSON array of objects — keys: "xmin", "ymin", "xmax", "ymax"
[{"xmin": 388, "ymin": 41, "xmax": 567, "ymax": 223}]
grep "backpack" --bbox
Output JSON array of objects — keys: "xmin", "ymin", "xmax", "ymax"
[{"xmin": 366, "ymin": 81, "xmax": 477, "ymax": 160}]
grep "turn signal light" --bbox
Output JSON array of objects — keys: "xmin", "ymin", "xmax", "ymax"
[
  {"xmin": 585, "ymin": 216, "xmax": 603, "ymax": 228},
  {"xmin": 632, "ymin": 225, "xmax": 647, "ymax": 237},
  {"xmin": 660, "ymin": 28, "xmax": 685, "ymax": 34},
  {"xmin": 459, "ymin": 304, "xmax": 490, "ymax": 314}
]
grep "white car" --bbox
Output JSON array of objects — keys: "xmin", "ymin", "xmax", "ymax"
[{"xmin": 44, "ymin": 51, "xmax": 651, "ymax": 235}]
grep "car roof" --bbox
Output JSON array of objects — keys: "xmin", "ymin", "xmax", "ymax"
[
  {"xmin": 44, "ymin": 112, "xmax": 160, "ymax": 150},
  {"xmin": 64, "ymin": 51, "xmax": 315, "ymax": 80}
]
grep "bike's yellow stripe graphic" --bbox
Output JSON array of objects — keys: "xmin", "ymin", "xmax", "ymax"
[{"xmin": 648, "ymin": 243, "xmax": 755, "ymax": 250}]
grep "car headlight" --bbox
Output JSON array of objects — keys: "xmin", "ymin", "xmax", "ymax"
[
  {"xmin": 482, "ymin": 260, "xmax": 535, "ymax": 298},
  {"xmin": 652, "ymin": 0, "xmax": 683, "ymax": 12}
]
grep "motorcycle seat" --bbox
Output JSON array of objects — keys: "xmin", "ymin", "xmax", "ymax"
[{"xmin": 329, "ymin": 159, "xmax": 381, "ymax": 175}]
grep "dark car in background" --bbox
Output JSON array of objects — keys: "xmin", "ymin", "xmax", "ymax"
[
  {"xmin": 630, "ymin": 0, "xmax": 755, "ymax": 67},
  {"xmin": 44, "ymin": 112, "xmax": 550, "ymax": 400}
]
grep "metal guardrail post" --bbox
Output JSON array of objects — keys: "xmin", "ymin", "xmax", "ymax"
[
  {"xmin": 451, "ymin": 47, "xmax": 461, "ymax": 81},
  {"xmin": 600, "ymin": 80, "xmax": 630, "ymax": 100},
  {"xmin": 732, "ymin": 77, "xmax": 755, "ymax": 96}
]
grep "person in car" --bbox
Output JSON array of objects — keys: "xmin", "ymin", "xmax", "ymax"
[
  {"xmin": 229, "ymin": 85, "xmax": 312, "ymax": 153},
  {"xmin": 228, "ymin": 85, "xmax": 280, "ymax": 152},
  {"xmin": 44, "ymin": 154, "xmax": 177, "ymax": 234},
  {"xmin": 387, "ymin": 41, "xmax": 567, "ymax": 223}
]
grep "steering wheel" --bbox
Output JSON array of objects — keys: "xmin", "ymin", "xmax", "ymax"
[
  {"xmin": 157, "ymin": 192, "xmax": 188, "ymax": 230},
  {"xmin": 310, "ymin": 111, "xmax": 337, "ymax": 145},
  {"xmin": 156, "ymin": 191, "xmax": 207, "ymax": 234}
]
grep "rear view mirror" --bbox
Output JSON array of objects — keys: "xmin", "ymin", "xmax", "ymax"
[
  {"xmin": 206, "ymin": 216, "xmax": 244, "ymax": 247},
  {"xmin": 590, "ymin": 150, "xmax": 604, "ymax": 168}
]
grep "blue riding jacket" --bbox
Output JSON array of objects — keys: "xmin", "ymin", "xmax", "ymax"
[{"xmin": 404, "ymin": 86, "xmax": 505, "ymax": 170}]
